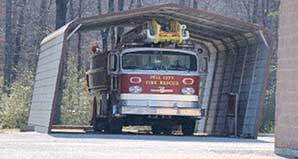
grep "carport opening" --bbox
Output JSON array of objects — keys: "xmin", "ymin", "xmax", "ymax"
[{"xmin": 50, "ymin": 24, "xmax": 211, "ymax": 134}]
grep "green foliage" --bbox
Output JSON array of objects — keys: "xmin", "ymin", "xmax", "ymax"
[
  {"xmin": 260, "ymin": 63, "xmax": 277, "ymax": 133},
  {"xmin": 267, "ymin": 11, "xmax": 279, "ymax": 17},
  {"xmin": 61, "ymin": 56, "xmax": 91, "ymax": 125},
  {"xmin": 0, "ymin": 55, "xmax": 91, "ymax": 129},
  {"xmin": 0, "ymin": 69, "xmax": 33, "ymax": 129},
  {"xmin": 261, "ymin": 120, "xmax": 275, "ymax": 134}
]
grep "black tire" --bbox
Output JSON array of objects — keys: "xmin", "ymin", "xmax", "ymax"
[
  {"xmin": 162, "ymin": 128, "xmax": 172, "ymax": 135},
  {"xmin": 181, "ymin": 119, "xmax": 196, "ymax": 136},
  {"xmin": 152, "ymin": 124, "xmax": 172, "ymax": 135},
  {"xmin": 151, "ymin": 125, "xmax": 162, "ymax": 135},
  {"xmin": 107, "ymin": 119, "xmax": 123, "ymax": 134},
  {"xmin": 93, "ymin": 118, "xmax": 108, "ymax": 132}
]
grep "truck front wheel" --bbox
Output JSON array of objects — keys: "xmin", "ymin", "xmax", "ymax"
[
  {"xmin": 181, "ymin": 119, "xmax": 196, "ymax": 136},
  {"xmin": 151, "ymin": 125, "xmax": 162, "ymax": 135},
  {"xmin": 151, "ymin": 123, "xmax": 173, "ymax": 135}
]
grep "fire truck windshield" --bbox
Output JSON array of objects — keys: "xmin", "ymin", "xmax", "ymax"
[{"xmin": 122, "ymin": 50, "xmax": 197, "ymax": 72}]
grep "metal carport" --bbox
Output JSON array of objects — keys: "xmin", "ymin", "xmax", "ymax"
[{"xmin": 28, "ymin": 4, "xmax": 272, "ymax": 138}]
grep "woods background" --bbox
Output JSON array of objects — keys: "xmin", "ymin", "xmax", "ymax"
[{"xmin": 0, "ymin": 0, "xmax": 279, "ymax": 132}]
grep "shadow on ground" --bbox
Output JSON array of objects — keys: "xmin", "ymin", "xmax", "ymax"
[{"xmin": 49, "ymin": 132, "xmax": 273, "ymax": 143}]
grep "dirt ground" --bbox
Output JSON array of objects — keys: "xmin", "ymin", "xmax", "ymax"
[{"xmin": 0, "ymin": 132, "xmax": 283, "ymax": 159}]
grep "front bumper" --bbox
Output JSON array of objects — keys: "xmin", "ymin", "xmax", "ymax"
[
  {"xmin": 118, "ymin": 93, "xmax": 202, "ymax": 117},
  {"xmin": 120, "ymin": 106, "xmax": 202, "ymax": 117}
]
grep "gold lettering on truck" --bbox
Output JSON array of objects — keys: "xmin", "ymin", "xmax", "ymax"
[
  {"xmin": 146, "ymin": 76, "xmax": 179, "ymax": 86},
  {"xmin": 150, "ymin": 75, "xmax": 161, "ymax": 80},
  {"xmin": 159, "ymin": 81, "xmax": 179, "ymax": 86},
  {"xmin": 145, "ymin": 81, "xmax": 158, "ymax": 85},
  {"xmin": 162, "ymin": 76, "xmax": 174, "ymax": 80}
]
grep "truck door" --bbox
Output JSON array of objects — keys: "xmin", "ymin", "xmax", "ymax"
[
  {"xmin": 108, "ymin": 52, "xmax": 119, "ymax": 90},
  {"xmin": 108, "ymin": 52, "xmax": 119, "ymax": 115}
]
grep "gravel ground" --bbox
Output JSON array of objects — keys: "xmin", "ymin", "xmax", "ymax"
[{"xmin": 0, "ymin": 132, "xmax": 283, "ymax": 159}]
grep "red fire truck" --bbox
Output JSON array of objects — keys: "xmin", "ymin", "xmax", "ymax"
[{"xmin": 87, "ymin": 20, "xmax": 205, "ymax": 135}]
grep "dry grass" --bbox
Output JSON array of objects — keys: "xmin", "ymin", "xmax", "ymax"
[{"xmin": 0, "ymin": 129, "xmax": 20, "ymax": 134}]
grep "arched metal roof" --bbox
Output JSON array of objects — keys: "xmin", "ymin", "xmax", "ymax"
[{"xmin": 42, "ymin": 4, "xmax": 271, "ymax": 47}]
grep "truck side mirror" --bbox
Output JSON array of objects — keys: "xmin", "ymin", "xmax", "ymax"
[
  {"xmin": 199, "ymin": 57, "xmax": 208, "ymax": 74},
  {"xmin": 108, "ymin": 54, "xmax": 118, "ymax": 72}
]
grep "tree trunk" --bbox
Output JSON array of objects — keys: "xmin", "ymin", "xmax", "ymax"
[
  {"xmin": 129, "ymin": 0, "xmax": 143, "ymax": 9},
  {"xmin": 77, "ymin": 0, "xmax": 83, "ymax": 72},
  {"xmin": 136, "ymin": 0, "xmax": 143, "ymax": 8},
  {"xmin": 56, "ymin": 0, "xmax": 68, "ymax": 29},
  {"xmin": 3, "ymin": 0, "xmax": 13, "ymax": 92},
  {"xmin": 116, "ymin": 0, "xmax": 125, "ymax": 45},
  {"xmin": 39, "ymin": 0, "xmax": 48, "ymax": 37},
  {"xmin": 129, "ymin": 0, "xmax": 134, "ymax": 9},
  {"xmin": 179, "ymin": 0, "xmax": 186, "ymax": 6},
  {"xmin": 33, "ymin": 0, "xmax": 48, "ymax": 67},
  {"xmin": 109, "ymin": 0, "xmax": 116, "ymax": 48},
  {"xmin": 14, "ymin": 0, "xmax": 27, "ymax": 71},
  {"xmin": 118, "ymin": 0, "xmax": 125, "ymax": 13},
  {"xmin": 261, "ymin": 0, "xmax": 269, "ymax": 26},
  {"xmin": 193, "ymin": 0, "xmax": 198, "ymax": 9},
  {"xmin": 67, "ymin": 0, "xmax": 82, "ymax": 72},
  {"xmin": 55, "ymin": 0, "xmax": 69, "ymax": 124},
  {"xmin": 109, "ymin": 0, "xmax": 115, "ymax": 13},
  {"xmin": 252, "ymin": 0, "xmax": 259, "ymax": 23},
  {"xmin": 69, "ymin": 0, "xmax": 75, "ymax": 20},
  {"xmin": 98, "ymin": 0, "xmax": 109, "ymax": 52}
]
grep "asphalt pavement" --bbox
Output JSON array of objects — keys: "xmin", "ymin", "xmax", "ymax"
[{"xmin": 0, "ymin": 132, "xmax": 283, "ymax": 159}]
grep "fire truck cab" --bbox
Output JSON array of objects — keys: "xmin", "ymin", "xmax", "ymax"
[{"xmin": 87, "ymin": 20, "xmax": 206, "ymax": 135}]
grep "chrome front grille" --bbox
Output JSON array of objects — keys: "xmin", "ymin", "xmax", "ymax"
[{"xmin": 120, "ymin": 100, "xmax": 200, "ymax": 108}]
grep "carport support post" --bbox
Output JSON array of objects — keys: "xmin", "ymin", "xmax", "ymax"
[
  {"xmin": 204, "ymin": 41, "xmax": 226, "ymax": 134},
  {"xmin": 233, "ymin": 93, "xmax": 239, "ymax": 136},
  {"xmin": 213, "ymin": 39, "xmax": 236, "ymax": 135},
  {"xmin": 197, "ymin": 43, "xmax": 218, "ymax": 134},
  {"xmin": 235, "ymin": 45, "xmax": 249, "ymax": 136}
]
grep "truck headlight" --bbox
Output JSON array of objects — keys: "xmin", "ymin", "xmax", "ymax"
[
  {"xmin": 181, "ymin": 87, "xmax": 195, "ymax": 95},
  {"xmin": 129, "ymin": 85, "xmax": 143, "ymax": 94}
]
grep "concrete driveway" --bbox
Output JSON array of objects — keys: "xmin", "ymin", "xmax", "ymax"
[{"xmin": 0, "ymin": 132, "xmax": 283, "ymax": 159}]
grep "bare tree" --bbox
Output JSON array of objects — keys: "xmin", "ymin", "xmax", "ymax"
[
  {"xmin": 33, "ymin": 0, "xmax": 49, "ymax": 67},
  {"xmin": 239, "ymin": 0, "xmax": 260, "ymax": 23},
  {"xmin": 193, "ymin": 0, "xmax": 198, "ymax": 9},
  {"xmin": 251, "ymin": 0, "xmax": 259, "ymax": 23},
  {"xmin": 97, "ymin": 0, "xmax": 109, "ymax": 52},
  {"xmin": 77, "ymin": 0, "xmax": 83, "ymax": 71},
  {"xmin": 129, "ymin": 0, "xmax": 143, "ymax": 9},
  {"xmin": 116, "ymin": 0, "xmax": 125, "ymax": 45},
  {"xmin": 109, "ymin": 0, "xmax": 115, "ymax": 49},
  {"xmin": 56, "ymin": 0, "xmax": 68, "ymax": 29},
  {"xmin": 68, "ymin": 0, "xmax": 75, "ymax": 19},
  {"xmin": 179, "ymin": 0, "xmax": 186, "ymax": 6},
  {"xmin": 14, "ymin": 0, "xmax": 27, "ymax": 71},
  {"xmin": 136, "ymin": 0, "xmax": 143, "ymax": 8},
  {"xmin": 3, "ymin": 0, "xmax": 13, "ymax": 92}
]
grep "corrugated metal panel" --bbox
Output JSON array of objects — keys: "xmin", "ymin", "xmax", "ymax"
[
  {"xmin": 241, "ymin": 43, "xmax": 271, "ymax": 138},
  {"xmin": 28, "ymin": 23, "xmax": 73, "ymax": 133},
  {"xmin": 197, "ymin": 42, "xmax": 217, "ymax": 133}
]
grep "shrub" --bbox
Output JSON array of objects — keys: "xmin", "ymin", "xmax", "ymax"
[
  {"xmin": 0, "ymin": 69, "xmax": 33, "ymax": 129},
  {"xmin": 61, "ymin": 56, "xmax": 91, "ymax": 125}
]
